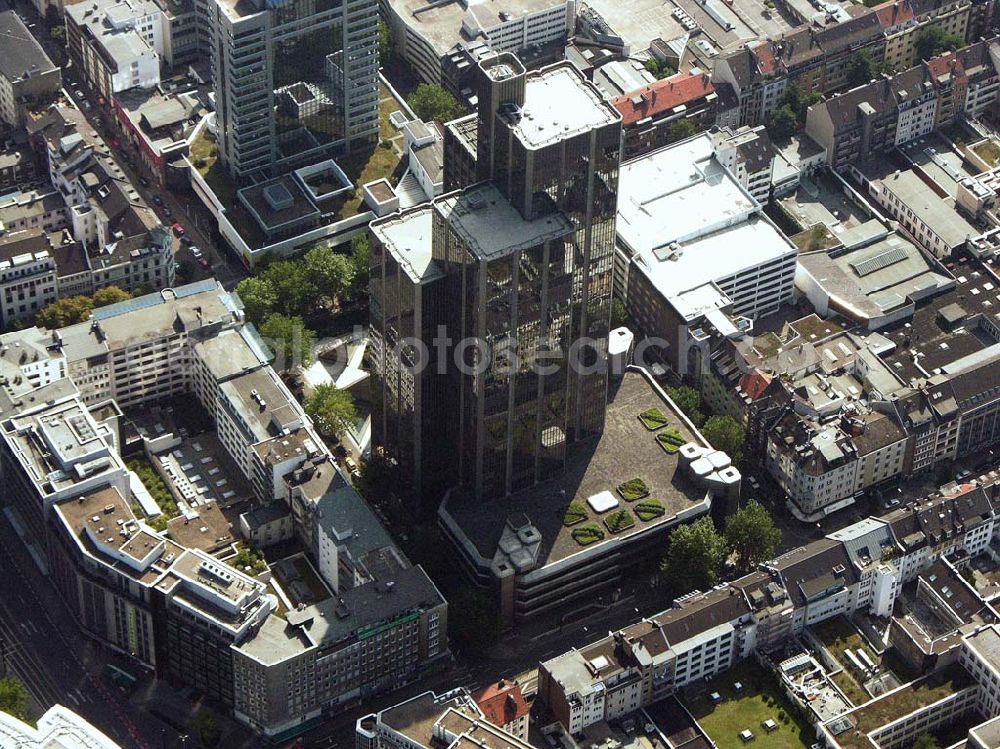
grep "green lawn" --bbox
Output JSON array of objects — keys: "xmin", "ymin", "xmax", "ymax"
[
  {"xmin": 791, "ymin": 224, "xmax": 840, "ymax": 252},
  {"xmin": 810, "ymin": 617, "xmax": 875, "ymax": 705},
  {"xmin": 685, "ymin": 662, "xmax": 815, "ymax": 749},
  {"xmin": 974, "ymin": 140, "xmax": 1000, "ymax": 166}
]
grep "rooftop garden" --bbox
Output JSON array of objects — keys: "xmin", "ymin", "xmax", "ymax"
[
  {"xmin": 635, "ymin": 499, "xmax": 665, "ymax": 521},
  {"xmin": 657, "ymin": 427, "xmax": 686, "ymax": 454},
  {"xmin": 604, "ymin": 509, "xmax": 635, "ymax": 534},
  {"xmin": 639, "ymin": 408, "xmax": 669, "ymax": 431},
  {"xmin": 127, "ymin": 456, "xmax": 179, "ymax": 533},
  {"xmin": 792, "ymin": 224, "xmax": 840, "ymax": 252},
  {"xmin": 686, "ymin": 661, "xmax": 815, "ymax": 749},
  {"xmin": 571, "ymin": 524, "xmax": 605, "ymax": 546},
  {"xmin": 974, "ymin": 139, "xmax": 1000, "ymax": 167},
  {"xmin": 810, "ymin": 617, "xmax": 876, "ymax": 706},
  {"xmin": 563, "ymin": 501, "xmax": 588, "ymax": 527},
  {"xmin": 837, "ymin": 666, "xmax": 975, "ymax": 749},
  {"xmin": 617, "ymin": 478, "xmax": 649, "ymax": 501},
  {"xmin": 227, "ymin": 542, "xmax": 268, "ymax": 576}
]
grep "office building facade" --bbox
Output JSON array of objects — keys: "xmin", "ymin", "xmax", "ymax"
[{"xmin": 208, "ymin": 0, "xmax": 379, "ymax": 181}]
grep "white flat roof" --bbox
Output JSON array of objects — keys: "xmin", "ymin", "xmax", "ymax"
[
  {"xmin": 618, "ymin": 134, "xmax": 795, "ymax": 301},
  {"xmin": 371, "ymin": 206, "xmax": 440, "ymax": 284},
  {"xmin": 514, "ymin": 65, "xmax": 619, "ymax": 149}
]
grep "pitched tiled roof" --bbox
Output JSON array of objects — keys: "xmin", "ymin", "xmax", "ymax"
[
  {"xmin": 874, "ymin": 0, "xmax": 915, "ymax": 28},
  {"xmin": 472, "ymin": 680, "xmax": 529, "ymax": 728},
  {"xmin": 611, "ymin": 73, "xmax": 715, "ymax": 126},
  {"xmin": 739, "ymin": 369, "xmax": 772, "ymax": 401}
]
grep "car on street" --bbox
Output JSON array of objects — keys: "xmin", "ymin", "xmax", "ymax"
[
  {"xmin": 82, "ymin": 101, "xmax": 91, "ymax": 111},
  {"xmin": 180, "ymin": 235, "xmax": 193, "ymax": 246},
  {"xmin": 190, "ymin": 247, "xmax": 210, "ymax": 269},
  {"xmin": 73, "ymin": 88, "xmax": 84, "ymax": 100},
  {"xmin": 172, "ymin": 223, "xmax": 185, "ymax": 236},
  {"xmin": 162, "ymin": 206, "xmax": 172, "ymax": 217},
  {"xmin": 138, "ymin": 176, "xmax": 149, "ymax": 187},
  {"xmin": 151, "ymin": 194, "xmax": 163, "ymax": 206}
]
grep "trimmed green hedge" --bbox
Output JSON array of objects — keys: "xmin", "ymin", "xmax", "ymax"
[
  {"xmin": 656, "ymin": 427, "xmax": 686, "ymax": 454},
  {"xmin": 563, "ymin": 501, "xmax": 588, "ymax": 527},
  {"xmin": 604, "ymin": 509, "xmax": 635, "ymax": 533},
  {"xmin": 617, "ymin": 478, "xmax": 649, "ymax": 501},
  {"xmin": 639, "ymin": 408, "xmax": 669, "ymax": 430},
  {"xmin": 572, "ymin": 524, "xmax": 606, "ymax": 546},
  {"xmin": 635, "ymin": 499, "xmax": 666, "ymax": 521}
]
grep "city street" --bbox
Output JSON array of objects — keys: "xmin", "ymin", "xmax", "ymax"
[{"xmin": 0, "ymin": 513, "xmax": 233, "ymax": 748}]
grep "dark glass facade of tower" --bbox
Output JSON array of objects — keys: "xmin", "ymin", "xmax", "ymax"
[{"xmin": 369, "ymin": 55, "xmax": 621, "ymax": 513}]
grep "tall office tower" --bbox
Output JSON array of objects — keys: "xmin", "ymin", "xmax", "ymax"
[
  {"xmin": 370, "ymin": 54, "xmax": 621, "ymax": 512},
  {"xmin": 208, "ymin": 0, "xmax": 379, "ymax": 181}
]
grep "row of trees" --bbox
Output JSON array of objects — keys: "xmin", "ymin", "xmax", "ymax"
[
  {"xmin": 0, "ymin": 678, "xmax": 29, "ymax": 723},
  {"xmin": 35, "ymin": 286, "xmax": 133, "ymax": 329},
  {"xmin": 661, "ymin": 501, "xmax": 781, "ymax": 592},
  {"xmin": 663, "ymin": 385, "xmax": 746, "ymax": 468},
  {"xmin": 235, "ymin": 238, "xmax": 369, "ymax": 369}
]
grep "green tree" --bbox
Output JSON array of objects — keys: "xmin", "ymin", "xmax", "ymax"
[
  {"xmin": 49, "ymin": 24, "xmax": 65, "ymax": 41},
  {"xmin": 660, "ymin": 517, "xmax": 727, "ymax": 592},
  {"xmin": 670, "ymin": 119, "xmax": 696, "ymax": 143},
  {"xmin": 304, "ymin": 383, "xmax": 357, "ymax": 439},
  {"xmin": 847, "ymin": 50, "xmax": 877, "ymax": 87},
  {"xmin": 407, "ymin": 84, "xmax": 462, "ymax": 122},
  {"xmin": 378, "ymin": 18, "xmax": 390, "ymax": 67},
  {"xmin": 0, "ymin": 678, "xmax": 29, "ymax": 722},
  {"xmin": 665, "ymin": 385, "xmax": 705, "ymax": 428},
  {"xmin": 725, "ymin": 500, "xmax": 781, "ymax": 571},
  {"xmin": 350, "ymin": 232, "xmax": 371, "ymax": 295},
  {"xmin": 192, "ymin": 711, "xmax": 221, "ymax": 749},
  {"xmin": 259, "ymin": 314, "xmax": 315, "ymax": 370},
  {"xmin": 303, "ymin": 244, "xmax": 354, "ymax": 304},
  {"xmin": 92, "ymin": 286, "xmax": 131, "ymax": 308},
  {"xmin": 769, "ymin": 105, "xmax": 799, "ymax": 140},
  {"xmin": 915, "ymin": 26, "xmax": 963, "ymax": 60},
  {"xmin": 644, "ymin": 58, "xmax": 676, "ymax": 79},
  {"xmin": 235, "ymin": 276, "xmax": 278, "ymax": 326},
  {"xmin": 912, "ymin": 735, "xmax": 941, "ymax": 749},
  {"xmin": 262, "ymin": 259, "xmax": 316, "ymax": 316},
  {"xmin": 701, "ymin": 414, "xmax": 745, "ymax": 467},
  {"xmin": 36, "ymin": 295, "xmax": 93, "ymax": 328},
  {"xmin": 610, "ymin": 299, "xmax": 627, "ymax": 328}
]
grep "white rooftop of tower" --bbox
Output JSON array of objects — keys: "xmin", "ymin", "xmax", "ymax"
[{"xmin": 512, "ymin": 64, "xmax": 620, "ymax": 149}]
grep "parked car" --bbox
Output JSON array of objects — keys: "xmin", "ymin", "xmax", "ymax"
[
  {"xmin": 180, "ymin": 235, "xmax": 193, "ymax": 246},
  {"xmin": 151, "ymin": 195, "xmax": 163, "ymax": 206},
  {"xmin": 73, "ymin": 88, "xmax": 84, "ymax": 100},
  {"xmin": 162, "ymin": 206, "xmax": 171, "ymax": 217},
  {"xmin": 138, "ymin": 176, "xmax": 149, "ymax": 187},
  {"xmin": 82, "ymin": 101, "xmax": 91, "ymax": 111},
  {"xmin": 344, "ymin": 456, "xmax": 360, "ymax": 479},
  {"xmin": 171, "ymin": 223, "xmax": 185, "ymax": 236}
]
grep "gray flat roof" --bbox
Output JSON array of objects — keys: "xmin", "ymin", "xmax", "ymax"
[
  {"xmin": 445, "ymin": 369, "xmax": 709, "ymax": 568},
  {"xmin": 875, "ymin": 170, "xmax": 978, "ymax": 248},
  {"xmin": 435, "ymin": 182, "xmax": 574, "ymax": 260}
]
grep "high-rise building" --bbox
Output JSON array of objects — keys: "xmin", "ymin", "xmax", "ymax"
[
  {"xmin": 370, "ymin": 54, "xmax": 621, "ymax": 512},
  {"xmin": 207, "ymin": 0, "xmax": 379, "ymax": 181}
]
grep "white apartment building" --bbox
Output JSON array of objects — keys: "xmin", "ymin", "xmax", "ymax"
[
  {"xmin": 616, "ymin": 133, "xmax": 797, "ymax": 349},
  {"xmin": 382, "ymin": 0, "xmax": 575, "ymax": 86},
  {"xmin": 66, "ymin": 0, "xmax": 166, "ymax": 100}
]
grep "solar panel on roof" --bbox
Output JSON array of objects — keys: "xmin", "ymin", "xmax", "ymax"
[{"xmin": 850, "ymin": 245, "xmax": 908, "ymax": 277}]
